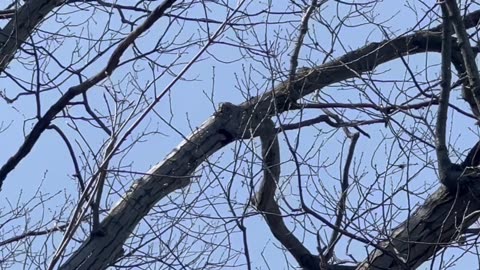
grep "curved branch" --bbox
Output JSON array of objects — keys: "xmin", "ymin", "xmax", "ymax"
[
  {"xmin": 252, "ymin": 117, "xmax": 320, "ymax": 269},
  {"xmin": 253, "ymin": 117, "xmax": 356, "ymax": 270},
  {"xmin": 82, "ymin": 92, "xmax": 112, "ymax": 136},
  {"xmin": 436, "ymin": 3, "xmax": 454, "ymax": 189},
  {"xmin": 48, "ymin": 125, "xmax": 85, "ymax": 191}
]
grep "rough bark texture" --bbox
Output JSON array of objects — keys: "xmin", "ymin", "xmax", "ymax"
[
  {"xmin": 0, "ymin": 0, "xmax": 58, "ymax": 71},
  {"xmin": 357, "ymin": 185, "xmax": 480, "ymax": 269}
]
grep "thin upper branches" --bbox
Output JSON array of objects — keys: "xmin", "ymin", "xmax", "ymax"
[
  {"xmin": 0, "ymin": 0, "xmax": 177, "ymax": 189},
  {"xmin": 287, "ymin": 0, "xmax": 322, "ymax": 96},
  {"xmin": 323, "ymin": 132, "xmax": 359, "ymax": 264},
  {"xmin": 444, "ymin": 0, "xmax": 480, "ymax": 114}
]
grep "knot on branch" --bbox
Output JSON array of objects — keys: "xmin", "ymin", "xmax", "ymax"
[{"xmin": 216, "ymin": 101, "xmax": 275, "ymax": 140}]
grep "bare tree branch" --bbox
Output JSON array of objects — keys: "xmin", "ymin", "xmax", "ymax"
[
  {"xmin": 0, "ymin": 0, "xmax": 177, "ymax": 189},
  {"xmin": 0, "ymin": 223, "xmax": 67, "ymax": 247},
  {"xmin": 91, "ymin": 136, "xmax": 116, "ymax": 234},
  {"xmin": 436, "ymin": 3, "xmax": 454, "ymax": 189},
  {"xmin": 0, "ymin": 0, "xmax": 59, "ymax": 72},
  {"xmin": 48, "ymin": 125, "xmax": 85, "ymax": 191},
  {"xmin": 251, "ymin": 116, "xmax": 321, "ymax": 269},
  {"xmin": 323, "ymin": 132, "xmax": 359, "ymax": 264},
  {"xmin": 287, "ymin": 0, "xmax": 320, "ymax": 90},
  {"xmin": 444, "ymin": 0, "xmax": 480, "ymax": 116}
]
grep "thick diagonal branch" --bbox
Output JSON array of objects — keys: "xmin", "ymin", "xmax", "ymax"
[{"xmin": 357, "ymin": 142, "xmax": 480, "ymax": 270}]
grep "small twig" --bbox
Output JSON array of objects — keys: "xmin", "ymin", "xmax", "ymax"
[
  {"xmin": 82, "ymin": 92, "xmax": 112, "ymax": 136},
  {"xmin": 278, "ymin": 114, "xmax": 378, "ymax": 138},
  {"xmin": 323, "ymin": 132, "xmax": 359, "ymax": 263},
  {"xmin": 48, "ymin": 125, "xmax": 85, "ymax": 191},
  {"xmin": 293, "ymin": 100, "xmax": 438, "ymax": 112},
  {"xmin": 0, "ymin": 223, "xmax": 68, "ymax": 247},
  {"xmin": 286, "ymin": 0, "xmax": 321, "ymax": 95}
]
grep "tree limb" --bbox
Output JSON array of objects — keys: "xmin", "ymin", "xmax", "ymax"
[
  {"xmin": 436, "ymin": 3, "xmax": 454, "ymax": 189},
  {"xmin": 323, "ymin": 132, "xmax": 359, "ymax": 264},
  {"xmin": 251, "ymin": 116, "xmax": 321, "ymax": 269},
  {"xmin": 287, "ymin": 0, "xmax": 320, "ymax": 91},
  {"xmin": 444, "ymin": 0, "xmax": 480, "ymax": 116},
  {"xmin": 57, "ymin": 13, "xmax": 480, "ymax": 269},
  {"xmin": 0, "ymin": 0, "xmax": 59, "ymax": 72}
]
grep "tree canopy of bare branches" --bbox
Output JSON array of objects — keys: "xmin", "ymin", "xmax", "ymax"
[{"xmin": 3, "ymin": 0, "xmax": 480, "ymax": 269}]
